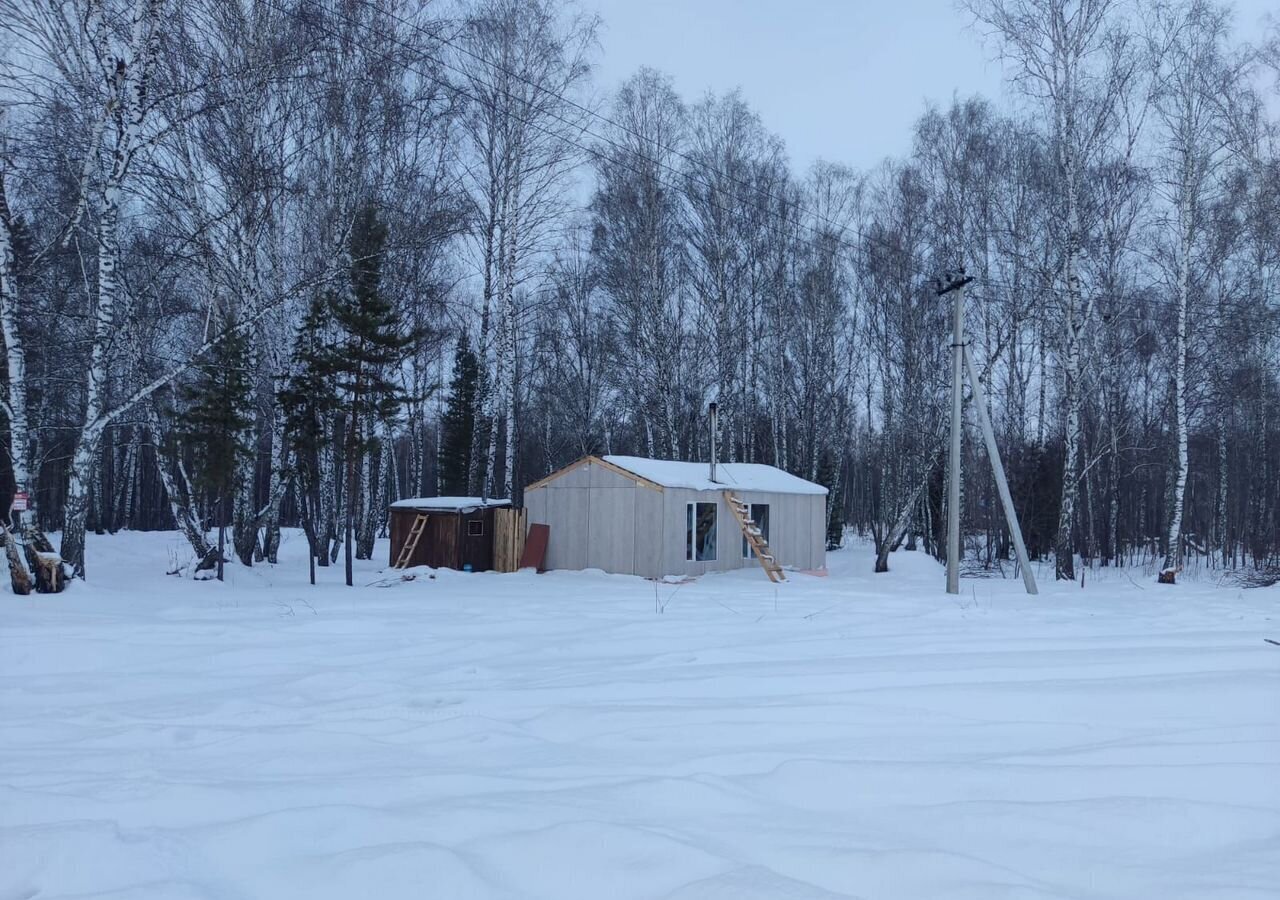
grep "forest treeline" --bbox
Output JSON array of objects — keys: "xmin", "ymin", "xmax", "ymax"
[{"xmin": 0, "ymin": 0, "xmax": 1277, "ymax": 585}]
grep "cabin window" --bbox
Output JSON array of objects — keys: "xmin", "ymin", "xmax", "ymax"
[
  {"xmin": 468, "ymin": 519, "xmax": 484, "ymax": 537},
  {"xmin": 743, "ymin": 503, "xmax": 770, "ymax": 558},
  {"xmin": 686, "ymin": 501, "xmax": 717, "ymax": 561}
]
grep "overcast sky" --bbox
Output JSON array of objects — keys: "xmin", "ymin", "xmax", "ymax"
[{"xmin": 584, "ymin": 0, "xmax": 1277, "ymax": 173}]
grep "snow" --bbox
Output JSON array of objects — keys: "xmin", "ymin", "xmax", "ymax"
[
  {"xmin": 3, "ymin": 531, "xmax": 1278, "ymax": 900},
  {"xmin": 389, "ymin": 496, "xmax": 511, "ymax": 511},
  {"xmin": 603, "ymin": 455, "xmax": 828, "ymax": 495}
]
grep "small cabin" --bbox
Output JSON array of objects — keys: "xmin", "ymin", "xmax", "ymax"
[
  {"xmin": 388, "ymin": 497, "xmax": 512, "ymax": 572},
  {"xmin": 523, "ymin": 455, "xmax": 827, "ymax": 579}
]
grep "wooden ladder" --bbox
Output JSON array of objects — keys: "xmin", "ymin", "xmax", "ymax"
[
  {"xmin": 394, "ymin": 514, "xmax": 429, "ymax": 569},
  {"xmin": 723, "ymin": 491, "xmax": 785, "ymax": 583}
]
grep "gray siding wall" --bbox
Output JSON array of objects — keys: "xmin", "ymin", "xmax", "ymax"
[
  {"xmin": 525, "ymin": 461, "xmax": 665, "ymax": 576},
  {"xmin": 633, "ymin": 486, "xmax": 664, "ymax": 578},
  {"xmin": 585, "ymin": 461, "xmax": 636, "ymax": 572},
  {"xmin": 526, "ymin": 460, "xmax": 825, "ymax": 577},
  {"xmin": 661, "ymin": 488, "xmax": 824, "ymax": 576},
  {"xmin": 811, "ymin": 496, "xmax": 827, "ymax": 569}
]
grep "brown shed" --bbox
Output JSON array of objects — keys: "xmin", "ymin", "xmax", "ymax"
[{"xmin": 388, "ymin": 497, "xmax": 511, "ymax": 572}]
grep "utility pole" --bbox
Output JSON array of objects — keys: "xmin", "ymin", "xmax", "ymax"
[
  {"xmin": 962, "ymin": 344, "xmax": 1038, "ymax": 595},
  {"xmin": 936, "ymin": 268, "xmax": 1038, "ymax": 596},
  {"xmin": 938, "ymin": 270, "xmax": 970, "ymax": 595}
]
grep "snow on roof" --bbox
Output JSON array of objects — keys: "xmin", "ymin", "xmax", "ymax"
[
  {"xmin": 390, "ymin": 496, "xmax": 512, "ymax": 512},
  {"xmin": 602, "ymin": 456, "xmax": 828, "ymax": 495}
]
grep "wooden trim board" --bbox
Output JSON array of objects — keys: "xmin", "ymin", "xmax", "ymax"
[{"xmin": 523, "ymin": 454, "xmax": 665, "ymax": 494}]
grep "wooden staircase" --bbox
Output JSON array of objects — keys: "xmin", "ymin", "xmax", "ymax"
[
  {"xmin": 723, "ymin": 492, "xmax": 785, "ymax": 583},
  {"xmin": 393, "ymin": 514, "xmax": 429, "ymax": 569}
]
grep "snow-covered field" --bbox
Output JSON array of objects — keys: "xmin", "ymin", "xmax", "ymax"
[{"xmin": 2, "ymin": 531, "xmax": 1278, "ymax": 900}]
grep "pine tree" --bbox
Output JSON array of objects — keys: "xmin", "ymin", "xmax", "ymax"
[
  {"xmin": 179, "ymin": 319, "xmax": 253, "ymax": 581},
  {"xmin": 279, "ymin": 292, "xmax": 340, "ymax": 582},
  {"xmin": 324, "ymin": 204, "xmax": 419, "ymax": 585},
  {"xmin": 437, "ymin": 333, "xmax": 478, "ymax": 495}
]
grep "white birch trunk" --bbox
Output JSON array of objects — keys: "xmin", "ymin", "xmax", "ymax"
[
  {"xmin": 482, "ymin": 161, "xmax": 516, "ymax": 501},
  {"xmin": 1054, "ymin": 113, "xmax": 1084, "ymax": 582},
  {"xmin": 0, "ymin": 167, "xmax": 39, "ymax": 590},
  {"xmin": 380, "ymin": 427, "xmax": 397, "ymax": 533},
  {"xmin": 60, "ymin": 0, "xmax": 162, "ymax": 578},
  {"xmin": 356, "ymin": 413, "xmax": 377, "ymax": 560},
  {"xmin": 1161, "ymin": 186, "xmax": 1192, "ymax": 581},
  {"xmin": 481, "ymin": 307, "xmax": 505, "ymax": 500},
  {"xmin": 0, "ymin": 171, "xmax": 31, "ymax": 508},
  {"xmin": 62, "ymin": 191, "xmax": 121, "ymax": 576},
  {"xmin": 143, "ymin": 405, "xmax": 215, "ymax": 568},
  {"xmin": 261, "ymin": 393, "xmax": 288, "ymax": 564},
  {"xmin": 499, "ymin": 180, "xmax": 521, "ymax": 499},
  {"xmin": 318, "ymin": 419, "xmax": 338, "ymax": 565},
  {"xmin": 469, "ymin": 181, "xmax": 500, "ymax": 496}
]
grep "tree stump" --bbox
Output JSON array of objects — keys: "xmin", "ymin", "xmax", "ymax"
[
  {"xmin": 22, "ymin": 527, "xmax": 68, "ymax": 593},
  {"xmin": 31, "ymin": 551, "xmax": 63, "ymax": 593},
  {"xmin": 1157, "ymin": 568, "xmax": 1177, "ymax": 585}
]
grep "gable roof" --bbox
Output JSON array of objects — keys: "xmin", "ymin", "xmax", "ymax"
[
  {"xmin": 603, "ymin": 456, "xmax": 828, "ymax": 495},
  {"xmin": 524, "ymin": 455, "xmax": 665, "ymax": 493},
  {"xmin": 523, "ymin": 454, "xmax": 826, "ymax": 495}
]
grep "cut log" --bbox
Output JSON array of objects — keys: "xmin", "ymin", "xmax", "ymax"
[
  {"xmin": 21, "ymin": 526, "xmax": 68, "ymax": 593},
  {"xmin": 32, "ymin": 551, "xmax": 63, "ymax": 593},
  {"xmin": 1, "ymin": 526, "xmax": 32, "ymax": 595}
]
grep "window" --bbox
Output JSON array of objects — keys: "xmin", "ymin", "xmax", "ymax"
[
  {"xmin": 743, "ymin": 503, "xmax": 770, "ymax": 558},
  {"xmin": 686, "ymin": 502, "xmax": 717, "ymax": 561},
  {"xmin": 467, "ymin": 519, "xmax": 484, "ymax": 537}
]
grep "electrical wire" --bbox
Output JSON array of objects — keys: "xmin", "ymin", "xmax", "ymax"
[{"xmin": 301, "ymin": 0, "xmax": 1280, "ymax": 325}]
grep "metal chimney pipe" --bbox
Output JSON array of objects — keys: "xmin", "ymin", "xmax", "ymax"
[{"xmin": 708, "ymin": 402, "xmax": 719, "ymax": 483}]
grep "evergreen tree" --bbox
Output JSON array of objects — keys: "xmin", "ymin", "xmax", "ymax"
[
  {"xmin": 437, "ymin": 333, "xmax": 478, "ymax": 495},
  {"xmin": 334, "ymin": 205, "xmax": 415, "ymax": 584},
  {"xmin": 279, "ymin": 292, "xmax": 340, "ymax": 582},
  {"xmin": 281, "ymin": 204, "xmax": 420, "ymax": 585},
  {"xmin": 292, "ymin": 203, "xmax": 419, "ymax": 585},
  {"xmin": 179, "ymin": 318, "xmax": 253, "ymax": 581}
]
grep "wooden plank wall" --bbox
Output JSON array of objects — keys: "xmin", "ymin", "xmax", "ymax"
[
  {"xmin": 493, "ymin": 507, "xmax": 527, "ymax": 573},
  {"xmin": 389, "ymin": 508, "xmax": 462, "ymax": 569}
]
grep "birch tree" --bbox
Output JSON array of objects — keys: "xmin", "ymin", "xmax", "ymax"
[
  {"xmin": 0, "ymin": 146, "xmax": 32, "ymax": 528},
  {"xmin": 1148, "ymin": 0, "xmax": 1238, "ymax": 582},
  {"xmin": 455, "ymin": 0, "xmax": 598, "ymax": 499},
  {"xmin": 590, "ymin": 68, "xmax": 687, "ymax": 457},
  {"xmin": 682, "ymin": 90, "xmax": 787, "ymax": 463},
  {"xmin": 48, "ymin": 0, "xmax": 167, "ymax": 577},
  {"xmin": 966, "ymin": 0, "xmax": 1140, "ymax": 580}
]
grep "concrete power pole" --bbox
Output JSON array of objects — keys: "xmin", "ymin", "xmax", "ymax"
[
  {"xmin": 963, "ymin": 343, "xmax": 1039, "ymax": 595},
  {"xmin": 936, "ymin": 268, "xmax": 1038, "ymax": 596},
  {"xmin": 939, "ymin": 271, "xmax": 969, "ymax": 595}
]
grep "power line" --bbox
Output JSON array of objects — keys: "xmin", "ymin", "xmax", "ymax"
[
  {"xmin": 267, "ymin": 0, "xmax": 950, "ymax": 281},
  {"xmin": 381, "ymin": 0, "xmax": 875, "ymax": 248},
  {"xmin": 303, "ymin": 0, "xmax": 1280, "ymax": 327},
  {"xmin": 18, "ymin": 0, "xmax": 1278, "ymax": 330}
]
